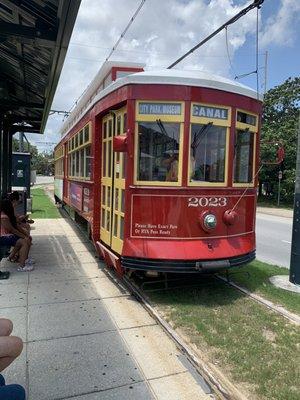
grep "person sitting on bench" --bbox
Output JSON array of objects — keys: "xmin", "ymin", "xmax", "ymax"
[
  {"xmin": 0, "ymin": 199, "xmax": 33, "ymax": 272},
  {"xmin": 8, "ymin": 192, "xmax": 34, "ymax": 235}
]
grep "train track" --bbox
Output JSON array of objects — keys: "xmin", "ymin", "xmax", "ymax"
[
  {"xmin": 216, "ymin": 275, "xmax": 300, "ymax": 325},
  {"xmin": 103, "ymin": 268, "xmax": 252, "ymax": 400}
]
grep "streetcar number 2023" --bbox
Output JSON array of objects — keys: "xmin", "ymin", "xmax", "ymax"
[{"xmin": 188, "ymin": 197, "xmax": 227, "ymax": 207}]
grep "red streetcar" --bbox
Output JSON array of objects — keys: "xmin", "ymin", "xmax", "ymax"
[{"xmin": 54, "ymin": 61, "xmax": 262, "ymax": 276}]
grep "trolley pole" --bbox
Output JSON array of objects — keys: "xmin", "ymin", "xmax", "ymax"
[{"xmin": 290, "ymin": 113, "xmax": 300, "ymax": 285}]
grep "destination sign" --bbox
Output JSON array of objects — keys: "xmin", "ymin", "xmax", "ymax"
[
  {"xmin": 139, "ymin": 102, "xmax": 181, "ymax": 115},
  {"xmin": 193, "ymin": 104, "xmax": 228, "ymax": 120}
]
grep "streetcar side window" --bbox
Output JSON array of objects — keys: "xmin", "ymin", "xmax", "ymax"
[
  {"xmin": 123, "ymin": 113, "xmax": 127, "ymax": 132},
  {"xmin": 67, "ymin": 123, "xmax": 91, "ymax": 179},
  {"xmin": 233, "ymin": 129, "xmax": 254, "ymax": 183},
  {"xmin": 137, "ymin": 122, "xmax": 180, "ymax": 183},
  {"xmin": 54, "ymin": 146, "xmax": 64, "ymax": 177},
  {"xmin": 116, "ymin": 116, "xmax": 121, "ymax": 135},
  {"xmin": 189, "ymin": 124, "xmax": 226, "ymax": 183},
  {"xmin": 85, "ymin": 146, "xmax": 91, "ymax": 178}
]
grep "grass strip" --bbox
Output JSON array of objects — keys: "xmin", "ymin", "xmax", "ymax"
[
  {"xmin": 148, "ymin": 280, "xmax": 300, "ymax": 400},
  {"xmin": 30, "ymin": 188, "xmax": 61, "ymax": 219},
  {"xmin": 221, "ymin": 261, "xmax": 300, "ymax": 315}
]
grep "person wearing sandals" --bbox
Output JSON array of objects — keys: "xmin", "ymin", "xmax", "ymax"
[
  {"xmin": 0, "ymin": 199, "xmax": 33, "ymax": 272},
  {"xmin": 0, "ymin": 318, "xmax": 25, "ymax": 400}
]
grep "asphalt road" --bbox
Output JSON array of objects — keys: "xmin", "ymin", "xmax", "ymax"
[{"xmin": 256, "ymin": 213, "xmax": 292, "ymax": 268}]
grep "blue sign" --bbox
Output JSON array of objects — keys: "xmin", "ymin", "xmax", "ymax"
[
  {"xmin": 193, "ymin": 105, "xmax": 228, "ymax": 119},
  {"xmin": 139, "ymin": 103, "xmax": 181, "ymax": 115}
]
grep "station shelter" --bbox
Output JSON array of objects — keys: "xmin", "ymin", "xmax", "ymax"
[{"xmin": 0, "ymin": 0, "xmax": 81, "ymax": 198}]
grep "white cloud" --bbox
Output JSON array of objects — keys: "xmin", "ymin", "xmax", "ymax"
[
  {"xmin": 260, "ymin": 0, "xmax": 300, "ymax": 48},
  {"xmin": 37, "ymin": 0, "xmax": 265, "ymax": 150}
]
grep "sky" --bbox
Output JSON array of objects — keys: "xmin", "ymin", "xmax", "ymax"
[{"xmin": 26, "ymin": 0, "xmax": 300, "ymax": 151}]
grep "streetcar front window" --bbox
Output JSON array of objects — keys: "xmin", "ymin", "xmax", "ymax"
[
  {"xmin": 234, "ymin": 129, "xmax": 254, "ymax": 183},
  {"xmin": 190, "ymin": 124, "xmax": 226, "ymax": 183},
  {"xmin": 137, "ymin": 122, "xmax": 180, "ymax": 182}
]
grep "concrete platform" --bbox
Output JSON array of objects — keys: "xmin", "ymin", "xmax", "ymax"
[{"xmin": 0, "ymin": 217, "xmax": 212, "ymax": 400}]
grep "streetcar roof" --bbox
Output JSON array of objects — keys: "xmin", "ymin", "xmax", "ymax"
[
  {"xmin": 132, "ymin": 69, "xmax": 261, "ymax": 100},
  {"xmin": 60, "ymin": 66, "xmax": 261, "ymax": 138}
]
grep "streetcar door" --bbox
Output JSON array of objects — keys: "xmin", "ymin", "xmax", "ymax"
[
  {"xmin": 100, "ymin": 115, "xmax": 114, "ymax": 246},
  {"xmin": 111, "ymin": 108, "xmax": 126, "ymax": 253}
]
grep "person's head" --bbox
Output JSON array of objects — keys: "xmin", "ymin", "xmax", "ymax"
[
  {"xmin": 9, "ymin": 191, "xmax": 21, "ymax": 207},
  {"xmin": 0, "ymin": 198, "xmax": 17, "ymax": 227}
]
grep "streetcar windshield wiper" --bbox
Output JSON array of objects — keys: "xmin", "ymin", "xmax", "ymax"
[
  {"xmin": 156, "ymin": 119, "xmax": 177, "ymax": 153},
  {"xmin": 191, "ymin": 122, "xmax": 213, "ymax": 154},
  {"xmin": 156, "ymin": 119, "xmax": 168, "ymax": 136},
  {"xmin": 234, "ymin": 127, "xmax": 249, "ymax": 156}
]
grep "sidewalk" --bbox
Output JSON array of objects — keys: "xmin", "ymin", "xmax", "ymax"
[
  {"xmin": 0, "ymin": 217, "xmax": 211, "ymax": 400},
  {"xmin": 256, "ymin": 206, "xmax": 293, "ymax": 218}
]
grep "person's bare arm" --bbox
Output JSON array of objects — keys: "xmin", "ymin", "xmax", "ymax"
[{"xmin": 1, "ymin": 218, "xmax": 27, "ymax": 239}]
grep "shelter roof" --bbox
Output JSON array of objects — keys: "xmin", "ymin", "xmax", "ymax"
[{"xmin": 0, "ymin": 0, "xmax": 81, "ymax": 134}]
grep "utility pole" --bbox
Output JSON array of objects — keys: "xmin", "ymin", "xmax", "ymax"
[
  {"xmin": 264, "ymin": 51, "xmax": 268, "ymax": 95},
  {"xmin": 290, "ymin": 113, "xmax": 300, "ymax": 285}
]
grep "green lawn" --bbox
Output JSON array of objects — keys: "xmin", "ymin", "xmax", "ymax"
[
  {"xmin": 30, "ymin": 188, "xmax": 61, "ymax": 219},
  {"xmin": 257, "ymin": 198, "xmax": 293, "ymax": 209},
  {"xmin": 221, "ymin": 260, "xmax": 300, "ymax": 315},
  {"xmin": 148, "ymin": 278, "xmax": 300, "ymax": 400}
]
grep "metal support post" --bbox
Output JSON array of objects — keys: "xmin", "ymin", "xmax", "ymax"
[
  {"xmin": 277, "ymin": 170, "xmax": 282, "ymax": 206},
  {"xmin": 7, "ymin": 131, "xmax": 12, "ymax": 194},
  {"xmin": 0, "ymin": 116, "xmax": 3, "ymax": 197},
  {"xmin": 290, "ymin": 113, "xmax": 300, "ymax": 285},
  {"xmin": 2, "ymin": 125, "xmax": 9, "ymax": 197}
]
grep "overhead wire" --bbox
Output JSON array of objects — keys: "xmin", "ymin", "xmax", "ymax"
[
  {"xmin": 105, "ymin": 0, "xmax": 146, "ymax": 62},
  {"xmin": 65, "ymin": 0, "xmax": 147, "ymax": 118},
  {"xmin": 235, "ymin": 5, "xmax": 260, "ymax": 100},
  {"xmin": 167, "ymin": 0, "xmax": 264, "ymax": 69},
  {"xmin": 57, "ymin": 0, "xmax": 263, "ymax": 121},
  {"xmin": 225, "ymin": 26, "xmax": 237, "ymax": 77}
]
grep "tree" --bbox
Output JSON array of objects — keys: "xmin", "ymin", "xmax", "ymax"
[
  {"xmin": 260, "ymin": 77, "xmax": 300, "ymax": 203},
  {"xmin": 12, "ymin": 136, "xmax": 54, "ymax": 175},
  {"xmin": 32, "ymin": 151, "xmax": 54, "ymax": 175}
]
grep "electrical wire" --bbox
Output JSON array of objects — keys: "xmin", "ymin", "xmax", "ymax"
[
  {"xmin": 105, "ymin": 0, "xmax": 146, "ymax": 62},
  {"xmin": 225, "ymin": 26, "xmax": 237, "ymax": 77},
  {"xmin": 235, "ymin": 6, "xmax": 260, "ymax": 98},
  {"xmin": 66, "ymin": 0, "xmax": 146, "ymax": 118},
  {"xmin": 168, "ymin": 0, "xmax": 264, "ymax": 69}
]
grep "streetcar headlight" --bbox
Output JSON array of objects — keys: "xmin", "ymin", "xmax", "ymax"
[{"xmin": 203, "ymin": 214, "xmax": 217, "ymax": 230}]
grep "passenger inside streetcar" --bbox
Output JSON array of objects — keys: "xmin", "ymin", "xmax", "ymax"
[{"xmin": 163, "ymin": 151, "xmax": 179, "ymax": 182}]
